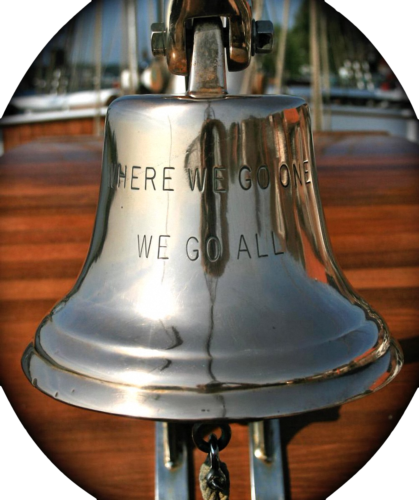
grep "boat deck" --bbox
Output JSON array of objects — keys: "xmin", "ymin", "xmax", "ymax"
[{"xmin": 0, "ymin": 133, "xmax": 418, "ymax": 499}]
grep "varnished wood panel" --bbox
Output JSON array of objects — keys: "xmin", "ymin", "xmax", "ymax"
[
  {"xmin": 0, "ymin": 133, "xmax": 418, "ymax": 499},
  {"xmin": 1, "ymin": 118, "xmax": 105, "ymax": 152}
]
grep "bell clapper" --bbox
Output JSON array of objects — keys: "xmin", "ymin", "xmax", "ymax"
[{"xmin": 193, "ymin": 423, "xmax": 232, "ymax": 500}]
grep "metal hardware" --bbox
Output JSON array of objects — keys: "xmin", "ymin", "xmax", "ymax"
[
  {"xmin": 151, "ymin": 22, "xmax": 166, "ymax": 57},
  {"xmin": 163, "ymin": 0, "xmax": 252, "ymax": 75},
  {"xmin": 252, "ymin": 20, "xmax": 274, "ymax": 55},
  {"xmin": 155, "ymin": 422, "xmax": 190, "ymax": 499},
  {"xmin": 200, "ymin": 435, "xmax": 230, "ymax": 500},
  {"xmin": 249, "ymin": 420, "xmax": 286, "ymax": 500},
  {"xmin": 193, "ymin": 424, "xmax": 232, "ymax": 500},
  {"xmin": 151, "ymin": 0, "xmax": 273, "ymax": 76},
  {"xmin": 193, "ymin": 423, "xmax": 232, "ymax": 454},
  {"xmin": 187, "ymin": 18, "xmax": 227, "ymax": 97}
]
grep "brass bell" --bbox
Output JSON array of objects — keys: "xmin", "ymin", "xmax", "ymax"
[{"xmin": 22, "ymin": 0, "xmax": 402, "ymax": 497}]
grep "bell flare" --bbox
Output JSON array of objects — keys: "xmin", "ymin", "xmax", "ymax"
[
  {"xmin": 22, "ymin": 94, "xmax": 403, "ymax": 421},
  {"xmin": 22, "ymin": 340, "xmax": 402, "ymax": 421}
]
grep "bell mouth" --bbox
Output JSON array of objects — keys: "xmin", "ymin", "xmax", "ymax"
[{"xmin": 22, "ymin": 339, "xmax": 402, "ymax": 421}]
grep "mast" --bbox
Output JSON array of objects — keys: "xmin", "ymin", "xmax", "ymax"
[
  {"xmin": 122, "ymin": 0, "xmax": 139, "ymax": 95},
  {"xmin": 310, "ymin": 0, "xmax": 323, "ymax": 131},
  {"xmin": 94, "ymin": 0, "xmax": 103, "ymax": 136}
]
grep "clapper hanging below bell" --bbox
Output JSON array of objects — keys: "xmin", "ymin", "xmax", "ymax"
[{"xmin": 22, "ymin": 3, "xmax": 402, "ymax": 424}]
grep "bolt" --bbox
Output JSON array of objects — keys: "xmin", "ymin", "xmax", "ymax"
[
  {"xmin": 151, "ymin": 23, "xmax": 166, "ymax": 56},
  {"xmin": 252, "ymin": 20, "xmax": 274, "ymax": 55}
]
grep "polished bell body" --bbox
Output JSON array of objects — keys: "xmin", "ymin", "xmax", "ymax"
[
  {"xmin": 22, "ymin": 90, "xmax": 402, "ymax": 420},
  {"xmin": 22, "ymin": 9, "xmax": 402, "ymax": 423}
]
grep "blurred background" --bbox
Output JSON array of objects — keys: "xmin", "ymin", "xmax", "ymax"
[{"xmin": 0, "ymin": 0, "xmax": 417, "ymax": 154}]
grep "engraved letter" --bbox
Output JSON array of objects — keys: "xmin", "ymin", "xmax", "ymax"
[
  {"xmin": 257, "ymin": 165, "xmax": 270, "ymax": 189},
  {"xmin": 116, "ymin": 164, "xmax": 127, "ymax": 188},
  {"xmin": 213, "ymin": 168, "xmax": 226, "ymax": 193},
  {"xmin": 188, "ymin": 168, "xmax": 207, "ymax": 191},
  {"xmin": 237, "ymin": 235, "xmax": 251, "ymax": 259},
  {"xmin": 279, "ymin": 164, "xmax": 290, "ymax": 188},
  {"xmin": 145, "ymin": 167, "xmax": 156, "ymax": 190},
  {"xmin": 158, "ymin": 235, "xmax": 170, "ymax": 260},
  {"xmin": 255, "ymin": 234, "xmax": 268, "ymax": 258},
  {"xmin": 293, "ymin": 163, "xmax": 302, "ymax": 187},
  {"xmin": 239, "ymin": 166, "xmax": 252, "ymax": 190},
  {"xmin": 271, "ymin": 232, "xmax": 284, "ymax": 256},
  {"xmin": 131, "ymin": 166, "xmax": 141, "ymax": 190},
  {"xmin": 186, "ymin": 237, "xmax": 199, "ymax": 261},
  {"xmin": 163, "ymin": 167, "xmax": 175, "ymax": 191},
  {"xmin": 303, "ymin": 160, "xmax": 311, "ymax": 184},
  {"xmin": 137, "ymin": 235, "xmax": 153, "ymax": 258},
  {"xmin": 206, "ymin": 236, "xmax": 222, "ymax": 262}
]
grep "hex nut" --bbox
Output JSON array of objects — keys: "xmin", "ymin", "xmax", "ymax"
[
  {"xmin": 252, "ymin": 20, "xmax": 274, "ymax": 55},
  {"xmin": 151, "ymin": 22, "xmax": 166, "ymax": 56}
]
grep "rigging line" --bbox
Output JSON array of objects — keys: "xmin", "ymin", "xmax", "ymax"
[{"xmin": 309, "ymin": 0, "xmax": 323, "ymax": 131}]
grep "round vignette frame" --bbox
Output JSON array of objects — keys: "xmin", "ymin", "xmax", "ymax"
[{"xmin": 2, "ymin": 2, "xmax": 417, "ymax": 498}]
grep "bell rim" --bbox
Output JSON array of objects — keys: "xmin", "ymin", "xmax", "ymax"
[{"xmin": 21, "ymin": 339, "xmax": 403, "ymax": 421}]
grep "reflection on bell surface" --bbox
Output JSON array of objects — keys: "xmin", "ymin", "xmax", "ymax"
[
  {"xmin": 22, "ymin": 13, "xmax": 402, "ymax": 423},
  {"xmin": 22, "ymin": 93, "xmax": 402, "ymax": 420}
]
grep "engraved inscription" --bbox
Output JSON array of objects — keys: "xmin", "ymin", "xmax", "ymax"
[
  {"xmin": 186, "ymin": 237, "xmax": 199, "ymax": 261},
  {"xmin": 112, "ymin": 165, "xmax": 175, "ymax": 191},
  {"xmin": 163, "ymin": 167, "xmax": 175, "ymax": 191},
  {"xmin": 158, "ymin": 235, "xmax": 170, "ymax": 260},
  {"xmin": 237, "ymin": 235, "xmax": 252, "ymax": 259},
  {"xmin": 303, "ymin": 160, "xmax": 311, "ymax": 184},
  {"xmin": 257, "ymin": 165, "xmax": 270, "ymax": 190},
  {"xmin": 137, "ymin": 235, "xmax": 170, "ymax": 259},
  {"xmin": 131, "ymin": 166, "xmax": 141, "ymax": 190},
  {"xmin": 137, "ymin": 235, "xmax": 153, "ymax": 258},
  {"xmin": 279, "ymin": 164, "xmax": 290, "ymax": 187},
  {"xmin": 112, "ymin": 159, "xmax": 312, "ymax": 193},
  {"xmin": 256, "ymin": 234, "xmax": 268, "ymax": 258},
  {"xmin": 293, "ymin": 161, "xmax": 311, "ymax": 187},
  {"xmin": 188, "ymin": 168, "xmax": 207, "ymax": 191},
  {"xmin": 206, "ymin": 236, "xmax": 223, "ymax": 262},
  {"xmin": 140, "ymin": 233, "xmax": 284, "ymax": 262},
  {"xmin": 145, "ymin": 167, "xmax": 156, "ymax": 190},
  {"xmin": 213, "ymin": 168, "xmax": 226, "ymax": 193},
  {"xmin": 120, "ymin": 156, "xmax": 312, "ymax": 266},
  {"xmin": 239, "ymin": 166, "xmax": 251, "ymax": 190},
  {"xmin": 118, "ymin": 164, "xmax": 127, "ymax": 188}
]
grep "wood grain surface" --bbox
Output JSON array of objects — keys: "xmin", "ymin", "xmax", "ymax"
[
  {"xmin": 0, "ymin": 133, "xmax": 418, "ymax": 500},
  {"xmin": 1, "ymin": 117, "xmax": 105, "ymax": 153}
]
